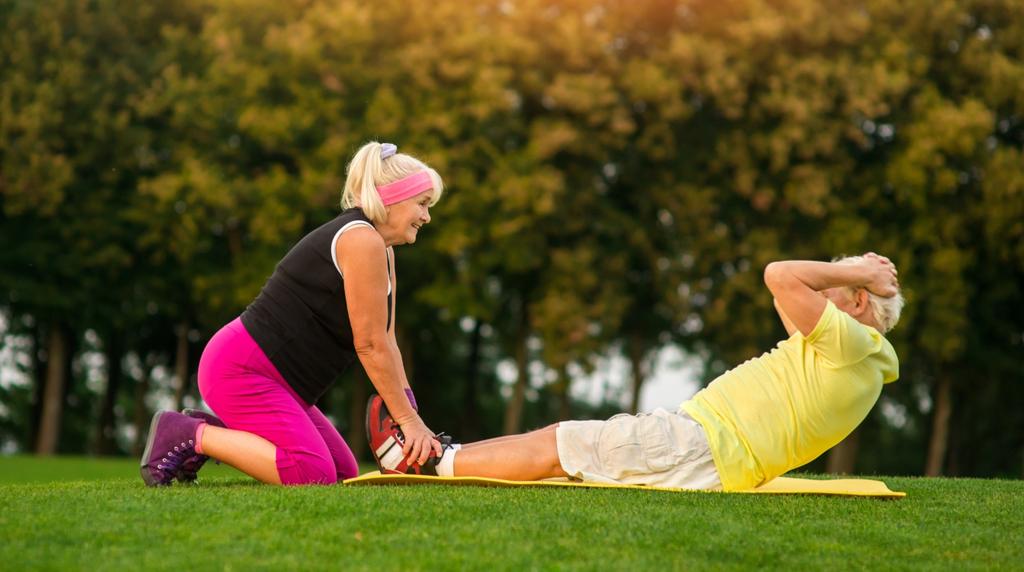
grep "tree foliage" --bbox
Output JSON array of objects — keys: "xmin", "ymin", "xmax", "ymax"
[{"xmin": 0, "ymin": 0, "xmax": 1021, "ymax": 476}]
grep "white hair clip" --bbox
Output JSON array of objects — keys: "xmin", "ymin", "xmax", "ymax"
[{"xmin": 380, "ymin": 143, "xmax": 397, "ymax": 159}]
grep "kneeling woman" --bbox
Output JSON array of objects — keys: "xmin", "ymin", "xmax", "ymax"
[{"xmin": 141, "ymin": 142, "xmax": 443, "ymax": 485}]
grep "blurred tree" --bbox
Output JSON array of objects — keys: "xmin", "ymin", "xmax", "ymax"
[
  {"xmin": 0, "ymin": 0, "xmax": 1020, "ymax": 478},
  {"xmin": 0, "ymin": 0, "xmax": 174, "ymax": 453}
]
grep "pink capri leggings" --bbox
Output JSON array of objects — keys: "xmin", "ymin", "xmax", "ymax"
[{"xmin": 198, "ymin": 318, "xmax": 358, "ymax": 485}]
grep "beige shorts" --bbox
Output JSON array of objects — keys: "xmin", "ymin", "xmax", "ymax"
[{"xmin": 555, "ymin": 408, "xmax": 722, "ymax": 490}]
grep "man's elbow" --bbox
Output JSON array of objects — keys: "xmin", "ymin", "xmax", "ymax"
[
  {"xmin": 763, "ymin": 262, "xmax": 787, "ymax": 289},
  {"xmin": 763, "ymin": 261, "xmax": 799, "ymax": 295}
]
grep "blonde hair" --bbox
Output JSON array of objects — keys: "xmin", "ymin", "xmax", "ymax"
[
  {"xmin": 341, "ymin": 141, "xmax": 444, "ymax": 224},
  {"xmin": 833, "ymin": 255, "xmax": 905, "ymax": 333}
]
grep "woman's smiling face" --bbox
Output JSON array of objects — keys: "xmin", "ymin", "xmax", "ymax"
[{"xmin": 380, "ymin": 190, "xmax": 434, "ymax": 246}]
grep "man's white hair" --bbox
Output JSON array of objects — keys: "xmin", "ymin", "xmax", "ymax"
[{"xmin": 833, "ymin": 255, "xmax": 905, "ymax": 333}]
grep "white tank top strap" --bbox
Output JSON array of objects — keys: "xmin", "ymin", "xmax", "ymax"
[{"xmin": 330, "ymin": 220, "xmax": 392, "ymax": 295}]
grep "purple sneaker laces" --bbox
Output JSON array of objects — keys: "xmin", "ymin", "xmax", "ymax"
[
  {"xmin": 176, "ymin": 408, "xmax": 226, "ymax": 483},
  {"xmin": 158, "ymin": 439, "xmax": 197, "ymax": 473},
  {"xmin": 140, "ymin": 411, "xmax": 202, "ymax": 487}
]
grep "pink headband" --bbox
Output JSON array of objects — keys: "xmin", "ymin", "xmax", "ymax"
[{"xmin": 376, "ymin": 171, "xmax": 434, "ymax": 206}]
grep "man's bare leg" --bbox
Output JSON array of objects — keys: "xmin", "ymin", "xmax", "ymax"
[
  {"xmin": 453, "ymin": 424, "xmax": 569, "ymax": 481},
  {"xmin": 460, "ymin": 431, "xmax": 538, "ymax": 450}
]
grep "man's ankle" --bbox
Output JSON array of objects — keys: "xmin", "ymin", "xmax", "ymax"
[{"xmin": 436, "ymin": 447, "xmax": 457, "ymax": 477}]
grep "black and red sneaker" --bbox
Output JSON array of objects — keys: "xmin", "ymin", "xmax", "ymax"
[{"xmin": 365, "ymin": 394, "xmax": 451, "ymax": 475}]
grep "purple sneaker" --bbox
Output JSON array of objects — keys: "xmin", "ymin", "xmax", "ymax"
[
  {"xmin": 175, "ymin": 408, "xmax": 227, "ymax": 483},
  {"xmin": 139, "ymin": 411, "xmax": 203, "ymax": 487}
]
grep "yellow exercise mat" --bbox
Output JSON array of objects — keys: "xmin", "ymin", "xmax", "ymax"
[{"xmin": 343, "ymin": 472, "xmax": 905, "ymax": 499}]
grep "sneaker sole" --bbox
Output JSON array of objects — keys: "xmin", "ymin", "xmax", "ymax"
[
  {"xmin": 139, "ymin": 411, "xmax": 169, "ymax": 487},
  {"xmin": 182, "ymin": 408, "xmax": 226, "ymax": 428},
  {"xmin": 365, "ymin": 395, "xmax": 403, "ymax": 472},
  {"xmin": 365, "ymin": 395, "xmax": 429, "ymax": 475}
]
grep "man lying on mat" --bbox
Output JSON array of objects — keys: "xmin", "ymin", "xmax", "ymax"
[{"xmin": 366, "ymin": 254, "xmax": 904, "ymax": 491}]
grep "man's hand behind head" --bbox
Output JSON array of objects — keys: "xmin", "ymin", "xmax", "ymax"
[{"xmin": 860, "ymin": 252, "xmax": 900, "ymax": 298}]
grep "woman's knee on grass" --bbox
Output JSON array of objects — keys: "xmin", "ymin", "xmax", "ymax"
[{"xmin": 279, "ymin": 448, "xmax": 340, "ymax": 485}]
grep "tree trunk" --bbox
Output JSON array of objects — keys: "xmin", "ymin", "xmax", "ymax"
[
  {"xmin": 172, "ymin": 321, "xmax": 190, "ymax": 410},
  {"xmin": 347, "ymin": 367, "xmax": 369, "ymax": 462},
  {"xmin": 925, "ymin": 375, "xmax": 953, "ymax": 476},
  {"xmin": 132, "ymin": 354, "xmax": 153, "ymax": 456},
  {"xmin": 826, "ymin": 427, "xmax": 861, "ymax": 474},
  {"xmin": 557, "ymin": 365, "xmax": 572, "ymax": 421},
  {"xmin": 945, "ymin": 383, "xmax": 963, "ymax": 477},
  {"xmin": 461, "ymin": 320, "xmax": 483, "ymax": 441},
  {"xmin": 28, "ymin": 320, "xmax": 44, "ymax": 451},
  {"xmin": 95, "ymin": 331, "xmax": 123, "ymax": 455},
  {"xmin": 503, "ymin": 307, "xmax": 530, "ymax": 436},
  {"xmin": 627, "ymin": 336, "xmax": 647, "ymax": 415},
  {"xmin": 35, "ymin": 323, "xmax": 69, "ymax": 455}
]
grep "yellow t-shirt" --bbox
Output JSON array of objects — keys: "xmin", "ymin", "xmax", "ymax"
[{"xmin": 681, "ymin": 301, "xmax": 899, "ymax": 491}]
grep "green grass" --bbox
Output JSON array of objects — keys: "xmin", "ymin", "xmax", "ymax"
[
  {"xmin": 1, "ymin": 456, "xmax": 1021, "ymax": 571},
  {"xmin": 0, "ymin": 455, "xmax": 250, "ymax": 484}
]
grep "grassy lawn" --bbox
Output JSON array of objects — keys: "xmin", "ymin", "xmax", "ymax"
[{"xmin": 1, "ymin": 456, "xmax": 1020, "ymax": 571}]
